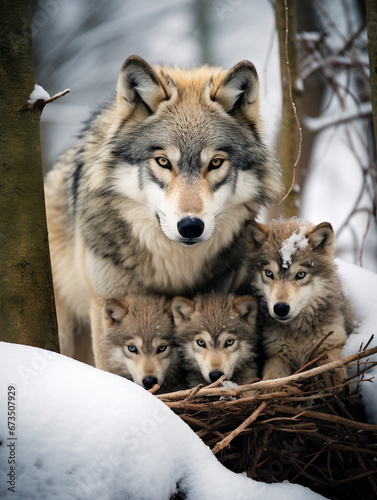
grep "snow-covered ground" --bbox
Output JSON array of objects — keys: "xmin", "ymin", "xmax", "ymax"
[
  {"xmin": 0, "ymin": 345, "xmax": 323, "ymax": 500},
  {"xmin": 1, "ymin": 259, "xmax": 376, "ymax": 499}
]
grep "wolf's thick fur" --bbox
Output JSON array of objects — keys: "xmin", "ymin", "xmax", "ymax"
[
  {"xmin": 172, "ymin": 294, "xmax": 258, "ymax": 387},
  {"xmin": 101, "ymin": 295, "xmax": 182, "ymax": 392},
  {"xmin": 246, "ymin": 218, "xmax": 354, "ymax": 383},
  {"xmin": 44, "ymin": 55, "xmax": 283, "ymax": 367}
]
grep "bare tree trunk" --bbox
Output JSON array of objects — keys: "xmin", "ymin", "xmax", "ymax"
[
  {"xmin": 275, "ymin": 0, "xmax": 302, "ymax": 218},
  {"xmin": 0, "ymin": 0, "xmax": 59, "ymax": 351},
  {"xmin": 296, "ymin": 0, "xmax": 327, "ymax": 197},
  {"xmin": 366, "ymin": 0, "xmax": 377, "ymax": 159}
]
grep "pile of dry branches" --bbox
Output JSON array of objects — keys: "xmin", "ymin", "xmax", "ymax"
[{"xmin": 158, "ymin": 344, "xmax": 377, "ymax": 500}]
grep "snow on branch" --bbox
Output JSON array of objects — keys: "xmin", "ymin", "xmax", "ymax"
[{"xmin": 22, "ymin": 84, "xmax": 70, "ymax": 112}]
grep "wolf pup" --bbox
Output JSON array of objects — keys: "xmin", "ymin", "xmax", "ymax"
[
  {"xmin": 44, "ymin": 55, "xmax": 283, "ymax": 368},
  {"xmin": 172, "ymin": 294, "xmax": 258, "ymax": 388},
  {"xmin": 100, "ymin": 295, "xmax": 182, "ymax": 392},
  {"xmin": 246, "ymin": 218, "xmax": 354, "ymax": 385}
]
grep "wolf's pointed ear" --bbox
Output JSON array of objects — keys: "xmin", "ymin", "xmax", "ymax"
[
  {"xmin": 105, "ymin": 299, "xmax": 128, "ymax": 325},
  {"xmin": 213, "ymin": 61, "xmax": 259, "ymax": 121},
  {"xmin": 171, "ymin": 297, "xmax": 196, "ymax": 327},
  {"xmin": 307, "ymin": 222, "xmax": 335, "ymax": 254},
  {"xmin": 117, "ymin": 55, "xmax": 168, "ymax": 113},
  {"xmin": 245, "ymin": 220, "xmax": 269, "ymax": 252},
  {"xmin": 233, "ymin": 296, "xmax": 257, "ymax": 326}
]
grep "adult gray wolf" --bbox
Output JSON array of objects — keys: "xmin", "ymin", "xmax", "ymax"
[
  {"xmin": 246, "ymin": 218, "xmax": 354, "ymax": 385},
  {"xmin": 172, "ymin": 294, "xmax": 258, "ymax": 387},
  {"xmin": 101, "ymin": 295, "xmax": 182, "ymax": 392},
  {"xmin": 44, "ymin": 55, "xmax": 283, "ymax": 369}
]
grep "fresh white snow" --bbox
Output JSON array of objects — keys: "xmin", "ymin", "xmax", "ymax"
[
  {"xmin": 27, "ymin": 84, "xmax": 50, "ymax": 104},
  {"xmin": 279, "ymin": 225, "xmax": 309, "ymax": 269},
  {"xmin": 339, "ymin": 259, "xmax": 377, "ymax": 424},
  {"xmin": 0, "ymin": 344, "xmax": 324, "ymax": 500}
]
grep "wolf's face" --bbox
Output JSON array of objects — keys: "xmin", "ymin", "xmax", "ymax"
[
  {"xmin": 246, "ymin": 219, "xmax": 336, "ymax": 322},
  {"xmin": 102, "ymin": 296, "xmax": 177, "ymax": 389},
  {"xmin": 172, "ymin": 294, "xmax": 257, "ymax": 383},
  {"xmin": 109, "ymin": 56, "xmax": 282, "ymax": 246}
]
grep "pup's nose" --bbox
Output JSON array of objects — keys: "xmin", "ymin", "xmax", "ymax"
[
  {"xmin": 209, "ymin": 370, "xmax": 224, "ymax": 382},
  {"xmin": 273, "ymin": 302, "xmax": 290, "ymax": 318},
  {"xmin": 177, "ymin": 217, "xmax": 204, "ymax": 240},
  {"xmin": 142, "ymin": 376, "xmax": 158, "ymax": 389}
]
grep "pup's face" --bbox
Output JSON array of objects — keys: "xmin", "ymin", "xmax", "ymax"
[
  {"xmin": 256, "ymin": 260, "xmax": 324, "ymax": 322},
  {"xmin": 109, "ymin": 57, "xmax": 282, "ymax": 247},
  {"xmin": 246, "ymin": 219, "xmax": 336, "ymax": 322},
  {"xmin": 184, "ymin": 330, "xmax": 248, "ymax": 384},
  {"xmin": 102, "ymin": 297, "xmax": 176, "ymax": 389},
  {"xmin": 172, "ymin": 294, "xmax": 257, "ymax": 383}
]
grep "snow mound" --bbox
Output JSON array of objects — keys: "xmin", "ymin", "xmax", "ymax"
[
  {"xmin": 27, "ymin": 84, "xmax": 50, "ymax": 104},
  {"xmin": 0, "ymin": 342, "xmax": 324, "ymax": 500},
  {"xmin": 338, "ymin": 259, "xmax": 377, "ymax": 424}
]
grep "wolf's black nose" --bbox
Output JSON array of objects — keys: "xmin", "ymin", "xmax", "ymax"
[
  {"xmin": 142, "ymin": 376, "xmax": 158, "ymax": 389},
  {"xmin": 274, "ymin": 302, "xmax": 290, "ymax": 318},
  {"xmin": 177, "ymin": 217, "xmax": 204, "ymax": 239},
  {"xmin": 209, "ymin": 370, "xmax": 224, "ymax": 382}
]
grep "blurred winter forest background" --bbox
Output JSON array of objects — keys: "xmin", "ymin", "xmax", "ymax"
[{"xmin": 31, "ymin": 0, "xmax": 376, "ymax": 271}]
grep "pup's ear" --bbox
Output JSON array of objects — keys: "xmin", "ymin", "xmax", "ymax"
[
  {"xmin": 171, "ymin": 297, "xmax": 196, "ymax": 327},
  {"xmin": 307, "ymin": 222, "xmax": 335, "ymax": 254},
  {"xmin": 105, "ymin": 299, "xmax": 129, "ymax": 325},
  {"xmin": 213, "ymin": 61, "xmax": 259, "ymax": 122},
  {"xmin": 117, "ymin": 55, "xmax": 168, "ymax": 113},
  {"xmin": 233, "ymin": 296, "xmax": 257, "ymax": 326},
  {"xmin": 245, "ymin": 220, "xmax": 269, "ymax": 252},
  {"xmin": 163, "ymin": 298, "xmax": 173, "ymax": 316}
]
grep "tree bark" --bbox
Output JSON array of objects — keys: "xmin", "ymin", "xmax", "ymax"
[
  {"xmin": 365, "ymin": 0, "xmax": 377, "ymax": 159},
  {"xmin": 275, "ymin": 0, "xmax": 302, "ymax": 218},
  {"xmin": 0, "ymin": 0, "xmax": 59, "ymax": 351}
]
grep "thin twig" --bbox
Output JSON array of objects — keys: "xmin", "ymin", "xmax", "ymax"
[
  {"xmin": 44, "ymin": 88, "xmax": 70, "ymax": 104},
  {"xmin": 309, "ymin": 331, "xmax": 334, "ymax": 361},
  {"xmin": 278, "ymin": 0, "xmax": 303, "ymax": 207},
  {"xmin": 212, "ymin": 402, "xmax": 268, "ymax": 455}
]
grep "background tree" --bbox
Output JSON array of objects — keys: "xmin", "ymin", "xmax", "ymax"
[
  {"xmin": 0, "ymin": 0, "xmax": 59, "ymax": 351},
  {"xmin": 366, "ymin": 0, "xmax": 377, "ymax": 155},
  {"xmin": 275, "ymin": 0, "xmax": 302, "ymax": 218}
]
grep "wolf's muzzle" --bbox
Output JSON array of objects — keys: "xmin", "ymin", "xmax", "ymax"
[{"xmin": 177, "ymin": 217, "xmax": 204, "ymax": 242}]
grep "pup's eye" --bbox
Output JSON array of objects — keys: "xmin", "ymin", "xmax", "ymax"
[
  {"xmin": 155, "ymin": 157, "xmax": 172, "ymax": 170},
  {"xmin": 265, "ymin": 269, "xmax": 274, "ymax": 279},
  {"xmin": 157, "ymin": 345, "xmax": 167, "ymax": 353},
  {"xmin": 225, "ymin": 339, "xmax": 235, "ymax": 347},
  {"xmin": 128, "ymin": 345, "xmax": 138, "ymax": 353},
  {"xmin": 296, "ymin": 271, "xmax": 306, "ymax": 280},
  {"xmin": 197, "ymin": 339, "xmax": 206, "ymax": 348},
  {"xmin": 208, "ymin": 158, "xmax": 224, "ymax": 171}
]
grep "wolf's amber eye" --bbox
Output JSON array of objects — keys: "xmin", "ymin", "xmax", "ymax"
[
  {"xmin": 157, "ymin": 345, "xmax": 167, "ymax": 353},
  {"xmin": 225, "ymin": 339, "xmax": 235, "ymax": 347},
  {"xmin": 296, "ymin": 271, "xmax": 306, "ymax": 280},
  {"xmin": 128, "ymin": 345, "xmax": 138, "ymax": 353},
  {"xmin": 208, "ymin": 158, "xmax": 224, "ymax": 171},
  {"xmin": 155, "ymin": 157, "xmax": 172, "ymax": 170},
  {"xmin": 265, "ymin": 269, "xmax": 274, "ymax": 279},
  {"xmin": 197, "ymin": 339, "xmax": 206, "ymax": 348}
]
